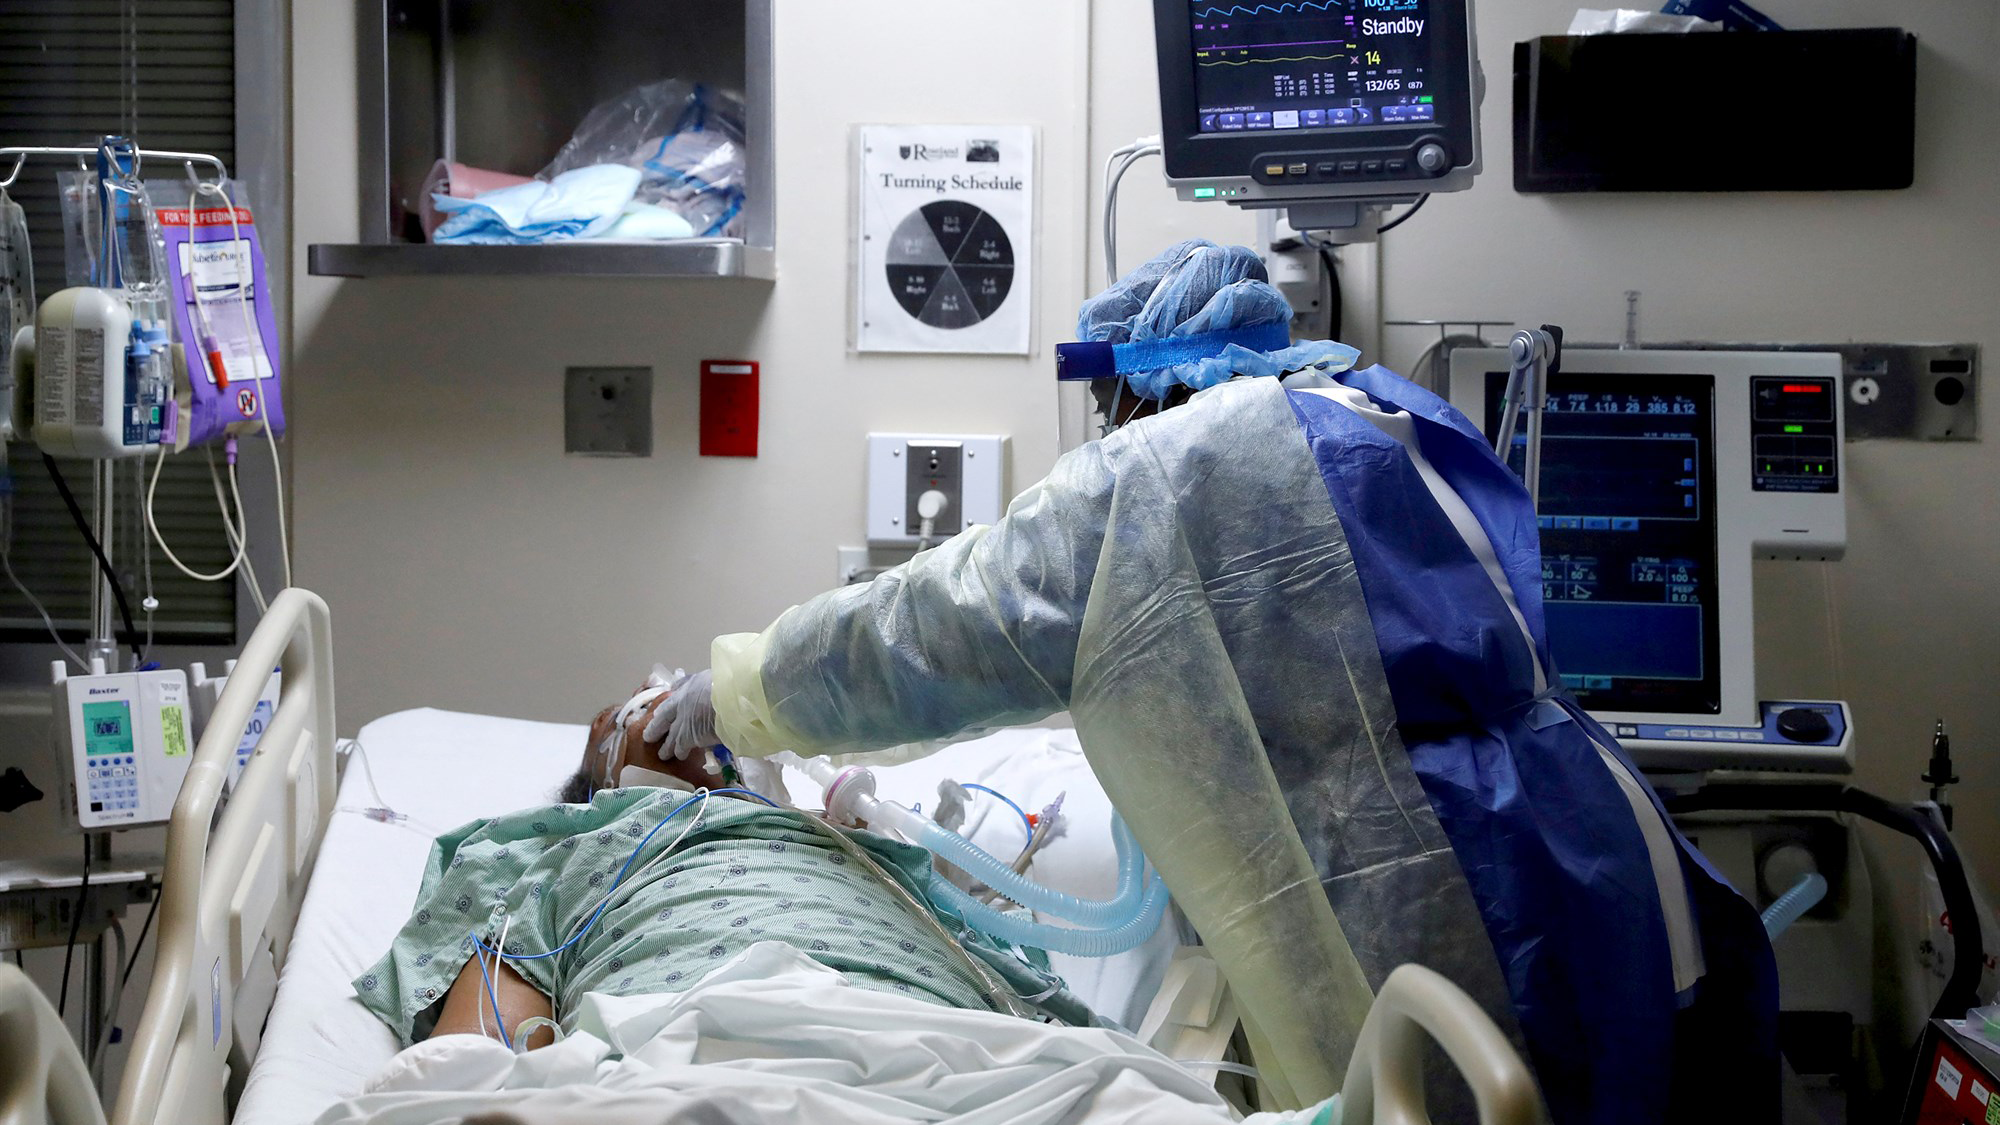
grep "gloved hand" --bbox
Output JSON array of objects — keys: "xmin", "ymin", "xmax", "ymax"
[{"xmin": 641, "ymin": 668, "xmax": 717, "ymax": 760}]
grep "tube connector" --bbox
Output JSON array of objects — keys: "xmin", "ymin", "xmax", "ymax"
[
  {"xmin": 823, "ymin": 765, "xmax": 877, "ymax": 827},
  {"xmin": 772, "ymin": 752, "xmax": 927, "ymax": 837}
]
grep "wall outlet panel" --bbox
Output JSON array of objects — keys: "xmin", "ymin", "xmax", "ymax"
[
  {"xmin": 903, "ymin": 440, "xmax": 964, "ymax": 536},
  {"xmin": 564, "ymin": 366, "xmax": 653, "ymax": 457},
  {"xmin": 866, "ymin": 433, "xmax": 1006, "ymax": 546},
  {"xmin": 1836, "ymin": 343, "xmax": 1978, "ymax": 441},
  {"xmin": 1658, "ymin": 342, "xmax": 1978, "ymax": 441}
]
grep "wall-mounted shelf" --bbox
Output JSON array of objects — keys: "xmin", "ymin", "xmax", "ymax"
[
  {"xmin": 307, "ymin": 239, "xmax": 774, "ymax": 280},
  {"xmin": 316, "ymin": 0, "xmax": 774, "ymax": 282}
]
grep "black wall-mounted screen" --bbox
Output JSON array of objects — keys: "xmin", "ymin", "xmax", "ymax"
[{"xmin": 1514, "ymin": 29, "xmax": 1916, "ymax": 193}]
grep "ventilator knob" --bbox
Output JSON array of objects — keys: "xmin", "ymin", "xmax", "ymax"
[{"xmin": 1776, "ymin": 707, "xmax": 1833, "ymax": 743}]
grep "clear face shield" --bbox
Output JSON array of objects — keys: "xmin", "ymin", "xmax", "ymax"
[{"xmin": 1055, "ymin": 378, "xmax": 1155, "ymax": 453}]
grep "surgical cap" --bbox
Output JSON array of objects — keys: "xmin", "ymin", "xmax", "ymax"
[{"xmin": 1074, "ymin": 239, "xmax": 1359, "ymax": 400}]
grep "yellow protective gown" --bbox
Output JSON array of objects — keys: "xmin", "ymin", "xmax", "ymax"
[{"xmin": 711, "ymin": 377, "xmax": 1451, "ymax": 1108}]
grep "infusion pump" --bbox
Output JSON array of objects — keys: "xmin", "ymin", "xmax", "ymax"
[
  {"xmin": 50, "ymin": 662, "xmax": 192, "ymax": 831},
  {"xmin": 190, "ymin": 660, "xmax": 279, "ymax": 789}
]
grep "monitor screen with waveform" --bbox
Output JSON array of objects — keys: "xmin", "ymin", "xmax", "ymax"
[{"xmin": 1189, "ymin": 0, "xmax": 1437, "ymax": 134}]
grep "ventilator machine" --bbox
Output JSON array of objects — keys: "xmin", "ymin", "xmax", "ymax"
[
  {"xmin": 1453, "ymin": 345, "xmax": 1987, "ymax": 1117},
  {"xmin": 1450, "ymin": 346, "xmax": 1854, "ymax": 773}
]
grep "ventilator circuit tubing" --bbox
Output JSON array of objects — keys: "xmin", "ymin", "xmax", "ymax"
[
  {"xmin": 931, "ymin": 862, "xmax": 1171, "ymax": 956},
  {"xmin": 775, "ymin": 753, "xmax": 1168, "ymax": 955},
  {"xmin": 915, "ymin": 813, "xmax": 1150, "ymax": 927},
  {"xmin": 1760, "ymin": 872, "xmax": 1828, "ymax": 940}
]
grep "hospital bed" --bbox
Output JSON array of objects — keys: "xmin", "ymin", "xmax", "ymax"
[{"xmin": 0, "ymin": 589, "xmax": 1543, "ymax": 1125}]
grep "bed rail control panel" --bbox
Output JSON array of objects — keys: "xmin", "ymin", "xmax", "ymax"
[{"xmin": 50, "ymin": 664, "xmax": 193, "ymax": 831}]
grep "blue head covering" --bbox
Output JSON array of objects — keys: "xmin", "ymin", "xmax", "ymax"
[{"xmin": 1071, "ymin": 239, "xmax": 1360, "ymax": 400}]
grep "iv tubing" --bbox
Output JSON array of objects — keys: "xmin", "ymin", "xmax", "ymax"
[
  {"xmin": 1, "ymin": 493, "xmax": 87, "ymax": 671},
  {"xmin": 209, "ymin": 446, "xmax": 269, "ymax": 614},
  {"xmin": 201, "ymin": 175, "xmax": 292, "ymax": 590},
  {"xmin": 146, "ymin": 441, "xmax": 250, "ymax": 582},
  {"xmin": 961, "ymin": 782, "xmax": 1035, "ymax": 842}
]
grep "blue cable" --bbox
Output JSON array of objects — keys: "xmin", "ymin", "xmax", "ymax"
[
  {"xmin": 474, "ymin": 943, "xmax": 513, "ymax": 1050},
  {"xmin": 467, "ymin": 787, "xmax": 780, "ymax": 965},
  {"xmin": 962, "ymin": 783, "xmax": 1034, "ymax": 841}
]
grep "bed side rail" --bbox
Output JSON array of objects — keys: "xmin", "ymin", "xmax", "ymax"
[
  {"xmin": 109, "ymin": 590, "xmax": 336, "ymax": 1125},
  {"xmin": 0, "ymin": 962, "xmax": 106, "ymax": 1125},
  {"xmin": 1341, "ymin": 963, "xmax": 1548, "ymax": 1125}
]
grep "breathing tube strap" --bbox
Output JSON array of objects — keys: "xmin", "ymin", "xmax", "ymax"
[{"xmin": 1054, "ymin": 322, "xmax": 1293, "ymax": 381}]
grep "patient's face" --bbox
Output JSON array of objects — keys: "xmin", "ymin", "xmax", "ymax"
[{"xmin": 559, "ymin": 700, "xmax": 715, "ymax": 803}]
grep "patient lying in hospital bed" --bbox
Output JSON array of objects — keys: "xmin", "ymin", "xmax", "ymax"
[{"xmin": 322, "ymin": 701, "xmax": 1326, "ymax": 1125}]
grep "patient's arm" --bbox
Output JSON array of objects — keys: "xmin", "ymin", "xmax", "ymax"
[{"xmin": 430, "ymin": 954, "xmax": 557, "ymax": 1049}]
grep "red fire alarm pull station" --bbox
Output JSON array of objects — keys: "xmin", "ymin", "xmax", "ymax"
[{"xmin": 700, "ymin": 360, "xmax": 759, "ymax": 457}]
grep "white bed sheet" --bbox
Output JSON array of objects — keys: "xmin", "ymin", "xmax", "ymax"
[{"xmin": 234, "ymin": 709, "xmax": 1175, "ymax": 1125}]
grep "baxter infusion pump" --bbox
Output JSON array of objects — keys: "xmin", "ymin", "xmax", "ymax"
[{"xmin": 51, "ymin": 662, "xmax": 193, "ymax": 830}]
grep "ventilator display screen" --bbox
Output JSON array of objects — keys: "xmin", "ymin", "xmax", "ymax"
[
  {"xmin": 1485, "ymin": 373, "xmax": 1722, "ymax": 716},
  {"xmin": 1188, "ymin": 0, "xmax": 1439, "ymax": 134}
]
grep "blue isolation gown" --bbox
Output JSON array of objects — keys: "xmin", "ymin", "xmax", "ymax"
[{"xmin": 1286, "ymin": 366, "xmax": 1778, "ymax": 1124}]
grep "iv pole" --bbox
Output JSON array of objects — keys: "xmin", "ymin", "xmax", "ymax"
[
  {"xmin": 1, "ymin": 142, "xmax": 233, "ymax": 670},
  {"xmin": 3, "ymin": 140, "xmax": 233, "ymax": 1081}
]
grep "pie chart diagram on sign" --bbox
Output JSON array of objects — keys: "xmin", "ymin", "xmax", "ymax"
[{"xmin": 884, "ymin": 200, "xmax": 1014, "ymax": 330}]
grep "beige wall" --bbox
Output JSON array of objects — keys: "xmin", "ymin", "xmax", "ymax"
[
  {"xmin": 291, "ymin": 0, "xmax": 1102, "ymax": 725},
  {"xmin": 293, "ymin": 0, "xmax": 1995, "ymax": 877},
  {"xmin": 1370, "ymin": 0, "xmax": 2000, "ymax": 875}
]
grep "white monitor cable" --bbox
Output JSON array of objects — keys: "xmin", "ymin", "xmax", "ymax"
[
  {"xmin": 915, "ymin": 489, "xmax": 949, "ymax": 551},
  {"xmin": 1, "ymin": 493, "xmax": 86, "ymax": 671}
]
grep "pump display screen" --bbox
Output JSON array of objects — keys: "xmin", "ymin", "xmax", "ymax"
[
  {"xmin": 82, "ymin": 700, "xmax": 135, "ymax": 757},
  {"xmin": 1485, "ymin": 373, "xmax": 1722, "ymax": 715},
  {"xmin": 1189, "ymin": 0, "xmax": 1438, "ymax": 133}
]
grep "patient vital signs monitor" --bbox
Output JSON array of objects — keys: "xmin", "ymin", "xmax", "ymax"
[
  {"xmin": 1449, "ymin": 348, "xmax": 1852, "ymax": 772},
  {"xmin": 1152, "ymin": 0, "xmax": 1482, "ymax": 229}
]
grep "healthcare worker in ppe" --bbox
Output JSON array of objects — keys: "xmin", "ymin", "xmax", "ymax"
[{"xmin": 643, "ymin": 241, "xmax": 1778, "ymax": 1125}]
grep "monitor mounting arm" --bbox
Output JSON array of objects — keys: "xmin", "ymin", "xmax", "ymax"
[{"xmin": 1493, "ymin": 325, "xmax": 1564, "ymax": 509}]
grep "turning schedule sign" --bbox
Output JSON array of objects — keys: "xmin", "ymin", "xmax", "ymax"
[{"xmin": 854, "ymin": 124, "xmax": 1035, "ymax": 355}]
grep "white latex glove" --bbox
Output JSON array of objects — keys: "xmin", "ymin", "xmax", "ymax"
[{"xmin": 642, "ymin": 668, "xmax": 717, "ymax": 760}]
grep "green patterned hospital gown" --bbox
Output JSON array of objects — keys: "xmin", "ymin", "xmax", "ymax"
[{"xmin": 354, "ymin": 787, "xmax": 1072, "ymax": 1045}]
